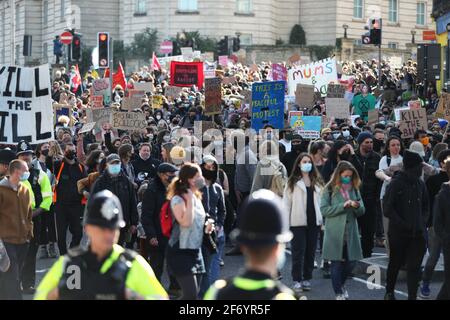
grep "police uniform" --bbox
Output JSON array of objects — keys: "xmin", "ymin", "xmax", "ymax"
[
  {"xmin": 204, "ymin": 190, "xmax": 297, "ymax": 300},
  {"xmin": 34, "ymin": 190, "xmax": 168, "ymax": 300}
]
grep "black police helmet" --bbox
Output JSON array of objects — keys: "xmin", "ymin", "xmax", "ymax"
[
  {"xmin": 16, "ymin": 140, "xmax": 34, "ymax": 156},
  {"xmin": 84, "ymin": 190, "xmax": 125, "ymax": 229},
  {"xmin": 231, "ymin": 189, "xmax": 293, "ymax": 247}
]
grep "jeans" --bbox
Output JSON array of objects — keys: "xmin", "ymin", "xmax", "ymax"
[
  {"xmin": 209, "ymin": 234, "xmax": 225, "ymax": 285},
  {"xmin": 357, "ymin": 197, "xmax": 379, "ymax": 258},
  {"xmin": 198, "ymin": 245, "xmax": 213, "ymax": 298},
  {"xmin": 290, "ymin": 226, "xmax": 320, "ymax": 282},
  {"xmin": 55, "ymin": 204, "xmax": 83, "ymax": 255},
  {"xmin": 21, "ymin": 216, "xmax": 41, "ymax": 288},
  {"xmin": 330, "ymin": 260, "xmax": 356, "ymax": 295},
  {"xmin": 422, "ymin": 227, "xmax": 442, "ymax": 283},
  {"xmin": 437, "ymin": 240, "xmax": 450, "ymax": 300},
  {"xmin": 386, "ymin": 232, "xmax": 426, "ymax": 300},
  {"xmin": 39, "ymin": 206, "xmax": 57, "ymax": 245},
  {"xmin": 0, "ymin": 242, "xmax": 29, "ymax": 300}
]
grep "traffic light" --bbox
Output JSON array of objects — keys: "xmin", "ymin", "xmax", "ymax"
[
  {"xmin": 369, "ymin": 18, "xmax": 382, "ymax": 45},
  {"xmin": 98, "ymin": 32, "xmax": 110, "ymax": 68},
  {"xmin": 71, "ymin": 34, "xmax": 81, "ymax": 61},
  {"xmin": 232, "ymin": 37, "xmax": 240, "ymax": 52},
  {"xmin": 217, "ymin": 36, "xmax": 229, "ymax": 56}
]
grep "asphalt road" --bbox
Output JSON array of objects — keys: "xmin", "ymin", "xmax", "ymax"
[{"xmin": 26, "ymin": 240, "xmax": 444, "ymax": 300}]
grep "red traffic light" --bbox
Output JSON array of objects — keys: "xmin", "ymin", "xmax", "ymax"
[{"xmin": 99, "ymin": 33, "xmax": 108, "ymax": 42}]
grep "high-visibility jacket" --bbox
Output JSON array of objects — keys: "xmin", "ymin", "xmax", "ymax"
[
  {"xmin": 22, "ymin": 168, "xmax": 52, "ymax": 211},
  {"xmin": 34, "ymin": 244, "xmax": 168, "ymax": 300}
]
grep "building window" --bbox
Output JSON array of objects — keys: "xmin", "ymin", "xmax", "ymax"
[
  {"xmin": 388, "ymin": 0, "xmax": 398, "ymax": 23},
  {"xmin": 236, "ymin": 0, "xmax": 252, "ymax": 14},
  {"xmin": 178, "ymin": 0, "xmax": 197, "ymax": 11},
  {"xmin": 417, "ymin": 2, "xmax": 426, "ymax": 26},
  {"xmin": 61, "ymin": 0, "xmax": 66, "ymax": 22},
  {"xmin": 15, "ymin": 44, "xmax": 20, "ymax": 64},
  {"xmin": 43, "ymin": 1, "xmax": 48, "ymax": 26},
  {"xmin": 353, "ymin": 0, "xmax": 363, "ymax": 19},
  {"xmin": 388, "ymin": 42, "xmax": 398, "ymax": 49},
  {"xmin": 239, "ymin": 34, "xmax": 252, "ymax": 46},
  {"xmin": 135, "ymin": 0, "xmax": 147, "ymax": 15},
  {"xmin": 43, "ymin": 43, "xmax": 48, "ymax": 63},
  {"xmin": 15, "ymin": 4, "xmax": 20, "ymax": 30}
]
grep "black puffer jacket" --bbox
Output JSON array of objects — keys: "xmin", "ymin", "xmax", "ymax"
[
  {"xmin": 383, "ymin": 171, "xmax": 429, "ymax": 238},
  {"xmin": 355, "ymin": 150, "xmax": 382, "ymax": 200},
  {"xmin": 433, "ymin": 183, "xmax": 450, "ymax": 242},
  {"xmin": 140, "ymin": 176, "xmax": 167, "ymax": 240}
]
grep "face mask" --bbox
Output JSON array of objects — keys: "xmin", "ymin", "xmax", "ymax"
[
  {"xmin": 156, "ymin": 115, "xmax": 162, "ymax": 120},
  {"xmin": 340, "ymin": 176, "xmax": 352, "ymax": 184},
  {"xmin": 41, "ymin": 149, "xmax": 49, "ymax": 157},
  {"xmin": 147, "ymin": 134, "xmax": 154, "ymax": 141},
  {"xmin": 300, "ymin": 163, "xmax": 312, "ymax": 173},
  {"xmin": 163, "ymin": 135, "xmax": 171, "ymax": 142},
  {"xmin": 333, "ymin": 133, "xmax": 340, "ymax": 140},
  {"xmin": 340, "ymin": 151, "xmax": 351, "ymax": 161},
  {"xmin": 285, "ymin": 133, "xmax": 293, "ymax": 141},
  {"xmin": 108, "ymin": 164, "xmax": 121, "ymax": 176},
  {"xmin": 373, "ymin": 139, "xmax": 384, "ymax": 152},
  {"xmin": 202, "ymin": 168, "xmax": 216, "ymax": 181},
  {"xmin": 292, "ymin": 144, "xmax": 302, "ymax": 153},
  {"xmin": 65, "ymin": 150, "xmax": 76, "ymax": 160},
  {"xmin": 194, "ymin": 177, "xmax": 206, "ymax": 190},
  {"xmin": 276, "ymin": 246, "xmax": 286, "ymax": 270},
  {"xmin": 20, "ymin": 171, "xmax": 30, "ymax": 182},
  {"xmin": 421, "ymin": 137, "xmax": 429, "ymax": 146},
  {"xmin": 342, "ymin": 130, "xmax": 350, "ymax": 138}
]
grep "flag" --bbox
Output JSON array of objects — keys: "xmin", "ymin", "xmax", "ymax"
[
  {"xmin": 104, "ymin": 68, "xmax": 110, "ymax": 78},
  {"xmin": 113, "ymin": 62, "xmax": 127, "ymax": 90},
  {"xmin": 70, "ymin": 65, "xmax": 82, "ymax": 93},
  {"xmin": 152, "ymin": 52, "xmax": 161, "ymax": 71}
]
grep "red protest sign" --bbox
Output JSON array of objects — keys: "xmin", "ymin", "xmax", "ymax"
[
  {"xmin": 170, "ymin": 61, "xmax": 204, "ymax": 89},
  {"xmin": 91, "ymin": 95, "xmax": 104, "ymax": 109}
]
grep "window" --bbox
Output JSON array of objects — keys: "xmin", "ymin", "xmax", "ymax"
[
  {"xmin": 43, "ymin": 43, "xmax": 48, "ymax": 62},
  {"xmin": 15, "ymin": 44, "xmax": 20, "ymax": 64},
  {"xmin": 388, "ymin": 42, "xmax": 398, "ymax": 49},
  {"xmin": 388, "ymin": 0, "xmax": 398, "ymax": 23},
  {"xmin": 61, "ymin": 0, "xmax": 66, "ymax": 22},
  {"xmin": 239, "ymin": 34, "xmax": 252, "ymax": 46},
  {"xmin": 353, "ymin": 0, "xmax": 363, "ymax": 19},
  {"xmin": 236, "ymin": 0, "xmax": 252, "ymax": 14},
  {"xmin": 135, "ymin": 0, "xmax": 147, "ymax": 14},
  {"xmin": 15, "ymin": 4, "xmax": 20, "ymax": 30},
  {"xmin": 417, "ymin": 2, "xmax": 426, "ymax": 25},
  {"xmin": 43, "ymin": 1, "xmax": 48, "ymax": 26},
  {"xmin": 178, "ymin": 0, "xmax": 197, "ymax": 11}
]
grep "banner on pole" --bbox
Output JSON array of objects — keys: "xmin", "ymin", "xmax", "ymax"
[{"xmin": 170, "ymin": 61, "xmax": 204, "ymax": 89}]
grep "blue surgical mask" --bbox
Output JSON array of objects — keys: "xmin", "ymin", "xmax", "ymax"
[
  {"xmin": 108, "ymin": 164, "xmax": 121, "ymax": 176},
  {"xmin": 300, "ymin": 163, "xmax": 312, "ymax": 173},
  {"xmin": 342, "ymin": 130, "xmax": 350, "ymax": 138},
  {"xmin": 20, "ymin": 171, "xmax": 30, "ymax": 182}
]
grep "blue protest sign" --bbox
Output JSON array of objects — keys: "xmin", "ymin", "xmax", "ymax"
[
  {"xmin": 251, "ymin": 81, "xmax": 285, "ymax": 131},
  {"xmin": 294, "ymin": 116, "xmax": 322, "ymax": 139}
]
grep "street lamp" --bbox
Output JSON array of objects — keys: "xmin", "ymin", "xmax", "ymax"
[
  {"xmin": 411, "ymin": 30, "xmax": 416, "ymax": 44},
  {"xmin": 342, "ymin": 24, "xmax": 349, "ymax": 39}
]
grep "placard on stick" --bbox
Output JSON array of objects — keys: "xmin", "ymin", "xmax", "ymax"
[
  {"xmin": 205, "ymin": 77, "xmax": 222, "ymax": 115},
  {"xmin": 325, "ymin": 98, "xmax": 350, "ymax": 119},
  {"xmin": 112, "ymin": 111, "xmax": 147, "ymax": 131},
  {"xmin": 295, "ymin": 84, "xmax": 315, "ymax": 108},
  {"xmin": 398, "ymin": 108, "xmax": 427, "ymax": 139},
  {"xmin": 79, "ymin": 122, "xmax": 96, "ymax": 134}
]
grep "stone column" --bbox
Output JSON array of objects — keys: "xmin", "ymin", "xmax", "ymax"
[{"xmin": 341, "ymin": 38, "xmax": 355, "ymax": 61}]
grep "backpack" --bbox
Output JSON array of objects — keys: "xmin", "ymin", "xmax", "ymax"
[
  {"xmin": 160, "ymin": 200, "xmax": 173, "ymax": 238},
  {"xmin": 270, "ymin": 164, "xmax": 287, "ymax": 197}
]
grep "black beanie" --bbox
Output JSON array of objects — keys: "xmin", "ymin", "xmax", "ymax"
[{"xmin": 403, "ymin": 150, "xmax": 423, "ymax": 169}]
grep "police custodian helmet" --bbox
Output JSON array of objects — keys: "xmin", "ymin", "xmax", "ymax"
[
  {"xmin": 84, "ymin": 190, "xmax": 126, "ymax": 229},
  {"xmin": 231, "ymin": 189, "xmax": 293, "ymax": 246}
]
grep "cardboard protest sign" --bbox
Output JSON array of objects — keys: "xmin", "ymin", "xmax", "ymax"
[
  {"xmin": 251, "ymin": 81, "xmax": 285, "ymax": 131},
  {"xmin": 295, "ymin": 84, "xmax": 315, "ymax": 108},
  {"xmin": 368, "ymin": 109, "xmax": 379, "ymax": 126},
  {"xmin": 92, "ymin": 78, "xmax": 111, "ymax": 105},
  {"xmin": 243, "ymin": 89, "xmax": 252, "ymax": 106},
  {"xmin": 294, "ymin": 116, "xmax": 322, "ymax": 139},
  {"xmin": 203, "ymin": 62, "xmax": 217, "ymax": 79},
  {"xmin": 435, "ymin": 93, "xmax": 450, "ymax": 121},
  {"xmin": 112, "ymin": 111, "xmax": 147, "ymax": 131},
  {"xmin": 326, "ymin": 84, "xmax": 346, "ymax": 98},
  {"xmin": 399, "ymin": 108, "xmax": 427, "ymax": 139},
  {"xmin": 321, "ymin": 116, "xmax": 331, "ymax": 129},
  {"xmin": 53, "ymin": 104, "xmax": 73, "ymax": 126},
  {"xmin": 218, "ymin": 56, "xmax": 229, "ymax": 67},
  {"xmin": 0, "ymin": 64, "xmax": 55, "ymax": 144},
  {"xmin": 325, "ymin": 98, "xmax": 350, "ymax": 119},
  {"xmin": 123, "ymin": 90, "xmax": 146, "ymax": 111},
  {"xmin": 133, "ymin": 82, "xmax": 155, "ymax": 93},
  {"xmin": 165, "ymin": 86, "xmax": 183, "ymax": 101},
  {"xmin": 289, "ymin": 111, "xmax": 304, "ymax": 128},
  {"xmin": 79, "ymin": 122, "xmax": 97, "ymax": 134},
  {"xmin": 394, "ymin": 106, "xmax": 410, "ymax": 121},
  {"xmin": 288, "ymin": 57, "xmax": 338, "ymax": 96},
  {"xmin": 272, "ymin": 64, "xmax": 287, "ymax": 81},
  {"xmin": 86, "ymin": 107, "xmax": 114, "ymax": 133},
  {"xmin": 205, "ymin": 78, "xmax": 222, "ymax": 115},
  {"xmin": 181, "ymin": 47, "xmax": 194, "ymax": 61},
  {"xmin": 170, "ymin": 61, "xmax": 204, "ymax": 89},
  {"xmin": 91, "ymin": 95, "xmax": 104, "ymax": 109},
  {"xmin": 152, "ymin": 95, "xmax": 164, "ymax": 109}
]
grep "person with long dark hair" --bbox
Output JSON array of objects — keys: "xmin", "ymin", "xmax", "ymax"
[
  {"xmin": 321, "ymin": 140, "xmax": 362, "ymax": 184},
  {"xmin": 283, "ymin": 153, "xmax": 323, "ymax": 293}
]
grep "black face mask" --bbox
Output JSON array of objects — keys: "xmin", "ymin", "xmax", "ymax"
[
  {"xmin": 292, "ymin": 144, "xmax": 302, "ymax": 153},
  {"xmin": 373, "ymin": 139, "xmax": 384, "ymax": 153},
  {"xmin": 202, "ymin": 168, "xmax": 216, "ymax": 181},
  {"xmin": 65, "ymin": 150, "xmax": 76, "ymax": 160},
  {"xmin": 339, "ymin": 151, "xmax": 351, "ymax": 161},
  {"xmin": 41, "ymin": 149, "xmax": 49, "ymax": 157}
]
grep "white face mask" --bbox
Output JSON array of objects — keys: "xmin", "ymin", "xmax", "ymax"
[{"xmin": 342, "ymin": 130, "xmax": 350, "ymax": 138}]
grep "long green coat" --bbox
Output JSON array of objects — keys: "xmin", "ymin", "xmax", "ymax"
[{"xmin": 320, "ymin": 187, "xmax": 365, "ymax": 261}]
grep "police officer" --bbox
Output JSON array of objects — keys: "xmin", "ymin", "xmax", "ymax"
[
  {"xmin": 34, "ymin": 190, "xmax": 168, "ymax": 300},
  {"xmin": 16, "ymin": 140, "xmax": 53, "ymax": 294},
  {"xmin": 204, "ymin": 189, "xmax": 297, "ymax": 300}
]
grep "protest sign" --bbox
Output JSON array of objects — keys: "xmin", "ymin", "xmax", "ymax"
[
  {"xmin": 170, "ymin": 61, "xmax": 204, "ymax": 89},
  {"xmin": 294, "ymin": 116, "xmax": 322, "ymax": 139},
  {"xmin": 53, "ymin": 104, "xmax": 73, "ymax": 126},
  {"xmin": 394, "ymin": 106, "xmax": 410, "ymax": 121},
  {"xmin": 133, "ymin": 81, "xmax": 155, "ymax": 93},
  {"xmin": 399, "ymin": 108, "xmax": 427, "ymax": 139},
  {"xmin": 165, "ymin": 86, "xmax": 183, "ymax": 100},
  {"xmin": 152, "ymin": 95, "xmax": 164, "ymax": 109},
  {"xmin": 205, "ymin": 78, "xmax": 222, "ymax": 115},
  {"xmin": 79, "ymin": 122, "xmax": 97, "ymax": 134},
  {"xmin": 272, "ymin": 64, "xmax": 287, "ymax": 81},
  {"xmin": 204, "ymin": 62, "xmax": 217, "ymax": 79},
  {"xmin": 112, "ymin": 111, "xmax": 147, "ymax": 131},
  {"xmin": 92, "ymin": 78, "xmax": 111, "ymax": 105},
  {"xmin": 181, "ymin": 47, "xmax": 194, "ymax": 61},
  {"xmin": 408, "ymin": 100, "xmax": 421, "ymax": 110},
  {"xmin": 219, "ymin": 56, "xmax": 229, "ymax": 67},
  {"xmin": 91, "ymin": 95, "xmax": 104, "ymax": 108},
  {"xmin": 368, "ymin": 109, "xmax": 379, "ymax": 126},
  {"xmin": 123, "ymin": 90, "xmax": 146, "ymax": 111},
  {"xmin": 86, "ymin": 107, "xmax": 114, "ymax": 132},
  {"xmin": 325, "ymin": 98, "xmax": 350, "ymax": 119},
  {"xmin": 288, "ymin": 57, "xmax": 338, "ymax": 96},
  {"xmin": 251, "ymin": 81, "xmax": 285, "ymax": 131},
  {"xmin": 289, "ymin": 111, "xmax": 303, "ymax": 128},
  {"xmin": 326, "ymin": 84, "xmax": 346, "ymax": 98},
  {"xmin": 295, "ymin": 84, "xmax": 315, "ymax": 108},
  {"xmin": 435, "ymin": 93, "xmax": 450, "ymax": 121}
]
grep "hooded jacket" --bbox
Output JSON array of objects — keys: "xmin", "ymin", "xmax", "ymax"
[
  {"xmin": 201, "ymin": 157, "xmax": 226, "ymax": 227},
  {"xmin": 383, "ymin": 171, "xmax": 429, "ymax": 238},
  {"xmin": 433, "ymin": 183, "xmax": 450, "ymax": 242}
]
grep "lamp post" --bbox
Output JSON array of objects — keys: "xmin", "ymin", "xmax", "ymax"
[
  {"xmin": 342, "ymin": 24, "xmax": 349, "ymax": 39},
  {"xmin": 446, "ymin": 23, "xmax": 450, "ymax": 90},
  {"xmin": 411, "ymin": 30, "xmax": 416, "ymax": 44}
]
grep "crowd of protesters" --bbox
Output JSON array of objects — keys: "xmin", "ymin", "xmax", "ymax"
[{"xmin": 1, "ymin": 55, "xmax": 450, "ymax": 301}]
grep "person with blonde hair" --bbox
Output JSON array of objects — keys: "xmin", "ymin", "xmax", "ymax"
[{"xmin": 320, "ymin": 161, "xmax": 365, "ymax": 300}]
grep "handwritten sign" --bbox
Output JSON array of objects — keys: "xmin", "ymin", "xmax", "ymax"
[
  {"xmin": 91, "ymin": 95, "xmax": 104, "ymax": 109},
  {"xmin": 79, "ymin": 122, "xmax": 96, "ymax": 134},
  {"xmin": 251, "ymin": 81, "xmax": 285, "ymax": 131},
  {"xmin": 368, "ymin": 109, "xmax": 379, "ymax": 126},
  {"xmin": 272, "ymin": 64, "xmax": 287, "ymax": 81},
  {"xmin": 181, "ymin": 47, "xmax": 194, "ymax": 61},
  {"xmin": 326, "ymin": 84, "xmax": 346, "ymax": 98},
  {"xmin": 170, "ymin": 61, "xmax": 204, "ymax": 89},
  {"xmin": 123, "ymin": 90, "xmax": 146, "ymax": 111},
  {"xmin": 112, "ymin": 111, "xmax": 147, "ymax": 131},
  {"xmin": 92, "ymin": 78, "xmax": 111, "ymax": 104},
  {"xmin": 219, "ymin": 56, "xmax": 229, "ymax": 67},
  {"xmin": 399, "ymin": 108, "xmax": 427, "ymax": 139},
  {"xmin": 436, "ymin": 93, "xmax": 450, "ymax": 121},
  {"xmin": 165, "ymin": 86, "xmax": 182, "ymax": 100},
  {"xmin": 152, "ymin": 95, "xmax": 164, "ymax": 109},
  {"xmin": 325, "ymin": 98, "xmax": 350, "ymax": 119},
  {"xmin": 133, "ymin": 82, "xmax": 155, "ymax": 93},
  {"xmin": 295, "ymin": 84, "xmax": 315, "ymax": 108},
  {"xmin": 205, "ymin": 78, "xmax": 222, "ymax": 115},
  {"xmin": 294, "ymin": 116, "xmax": 322, "ymax": 139},
  {"xmin": 86, "ymin": 107, "xmax": 114, "ymax": 133}
]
